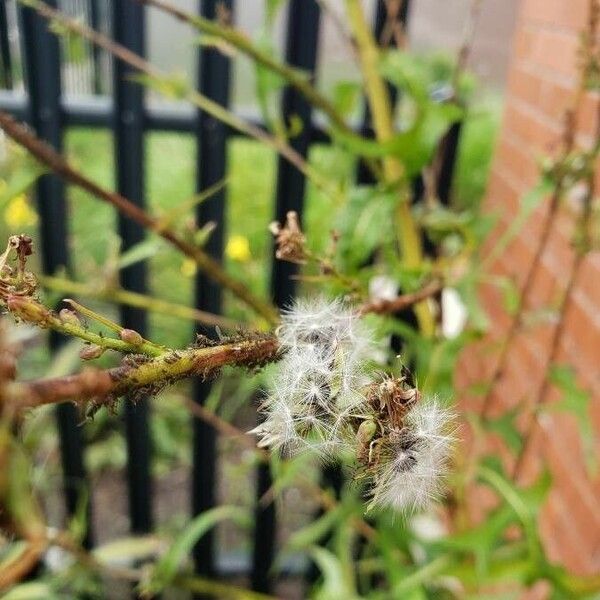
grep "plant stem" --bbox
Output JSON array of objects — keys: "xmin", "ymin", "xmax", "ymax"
[
  {"xmin": 138, "ymin": 0, "xmax": 349, "ymax": 133},
  {"xmin": 6, "ymin": 335, "xmax": 279, "ymax": 411},
  {"xmin": 480, "ymin": 0, "xmax": 597, "ymax": 418},
  {"xmin": 359, "ymin": 278, "xmax": 443, "ymax": 315},
  {"xmin": 40, "ymin": 274, "xmax": 243, "ymax": 331},
  {"xmin": 0, "ymin": 109, "xmax": 279, "ymax": 325},
  {"xmin": 6, "ymin": 294, "xmax": 166, "ymax": 357},
  {"xmin": 512, "ymin": 153, "xmax": 597, "ymax": 480},
  {"xmin": 345, "ymin": 0, "xmax": 433, "ymax": 335}
]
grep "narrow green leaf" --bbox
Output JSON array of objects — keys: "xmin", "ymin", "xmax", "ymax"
[{"xmin": 142, "ymin": 505, "xmax": 249, "ymax": 594}]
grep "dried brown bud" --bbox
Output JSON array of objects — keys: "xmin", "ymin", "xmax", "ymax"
[
  {"xmin": 79, "ymin": 344, "xmax": 104, "ymax": 360},
  {"xmin": 59, "ymin": 308, "xmax": 81, "ymax": 326},
  {"xmin": 6, "ymin": 295, "xmax": 50, "ymax": 324},
  {"xmin": 366, "ymin": 376, "xmax": 420, "ymax": 429},
  {"xmin": 119, "ymin": 328, "xmax": 144, "ymax": 346},
  {"xmin": 269, "ymin": 211, "xmax": 308, "ymax": 264}
]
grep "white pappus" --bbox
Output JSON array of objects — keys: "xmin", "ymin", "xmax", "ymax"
[
  {"xmin": 250, "ymin": 297, "xmax": 372, "ymax": 459},
  {"xmin": 366, "ymin": 400, "xmax": 456, "ymax": 512}
]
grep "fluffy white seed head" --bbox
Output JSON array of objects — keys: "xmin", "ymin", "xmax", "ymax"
[
  {"xmin": 251, "ymin": 297, "xmax": 373, "ymax": 459},
  {"xmin": 367, "ymin": 400, "xmax": 455, "ymax": 512}
]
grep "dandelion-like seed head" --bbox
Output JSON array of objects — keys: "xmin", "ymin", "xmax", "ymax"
[
  {"xmin": 251, "ymin": 297, "xmax": 372, "ymax": 459},
  {"xmin": 249, "ymin": 295, "xmax": 458, "ymax": 513},
  {"xmin": 366, "ymin": 400, "xmax": 456, "ymax": 512}
]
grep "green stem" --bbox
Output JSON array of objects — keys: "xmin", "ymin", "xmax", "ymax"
[
  {"xmin": 6, "ymin": 295, "xmax": 166, "ymax": 357},
  {"xmin": 140, "ymin": 0, "xmax": 348, "ymax": 133},
  {"xmin": 19, "ymin": 0, "xmax": 340, "ymax": 205},
  {"xmin": 40, "ymin": 274, "xmax": 243, "ymax": 331},
  {"xmin": 7, "ymin": 334, "xmax": 279, "ymax": 410},
  {"xmin": 344, "ymin": 0, "xmax": 433, "ymax": 335},
  {"xmin": 0, "ymin": 110, "xmax": 279, "ymax": 326}
]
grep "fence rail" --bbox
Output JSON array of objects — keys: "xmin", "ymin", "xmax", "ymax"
[{"xmin": 0, "ymin": 0, "xmax": 461, "ymax": 594}]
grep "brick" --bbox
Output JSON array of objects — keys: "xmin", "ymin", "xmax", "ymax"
[
  {"xmin": 496, "ymin": 135, "xmax": 541, "ymax": 186},
  {"xmin": 458, "ymin": 0, "xmax": 600, "ymax": 576},
  {"xmin": 520, "ymin": 0, "xmax": 589, "ymax": 33},
  {"xmin": 575, "ymin": 91, "xmax": 600, "ymax": 140}
]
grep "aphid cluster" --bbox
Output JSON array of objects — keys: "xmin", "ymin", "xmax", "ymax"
[{"xmin": 251, "ymin": 297, "xmax": 455, "ymax": 512}]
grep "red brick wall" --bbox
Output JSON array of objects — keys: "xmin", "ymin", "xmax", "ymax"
[{"xmin": 457, "ymin": 0, "xmax": 600, "ymax": 575}]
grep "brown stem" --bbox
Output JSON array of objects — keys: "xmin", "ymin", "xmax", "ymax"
[
  {"xmin": 452, "ymin": 0, "xmax": 483, "ymax": 93},
  {"xmin": 0, "ymin": 537, "xmax": 47, "ymax": 590},
  {"xmin": 480, "ymin": 185, "xmax": 563, "ymax": 418},
  {"xmin": 5, "ymin": 335, "xmax": 279, "ymax": 411},
  {"xmin": 0, "ymin": 110, "xmax": 278, "ymax": 325},
  {"xmin": 359, "ymin": 279, "xmax": 444, "ymax": 316},
  {"xmin": 137, "ymin": 0, "xmax": 350, "ymax": 133}
]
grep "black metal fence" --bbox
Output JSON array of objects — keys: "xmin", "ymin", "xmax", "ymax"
[{"xmin": 0, "ymin": 0, "xmax": 461, "ymax": 595}]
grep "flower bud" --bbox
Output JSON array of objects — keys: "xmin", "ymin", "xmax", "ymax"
[
  {"xmin": 119, "ymin": 328, "xmax": 144, "ymax": 346},
  {"xmin": 79, "ymin": 344, "xmax": 104, "ymax": 360}
]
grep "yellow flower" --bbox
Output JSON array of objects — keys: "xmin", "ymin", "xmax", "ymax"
[
  {"xmin": 226, "ymin": 235, "xmax": 251, "ymax": 262},
  {"xmin": 4, "ymin": 194, "xmax": 38, "ymax": 229},
  {"xmin": 180, "ymin": 258, "xmax": 197, "ymax": 278}
]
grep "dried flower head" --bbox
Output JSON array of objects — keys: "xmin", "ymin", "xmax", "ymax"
[
  {"xmin": 250, "ymin": 294, "xmax": 457, "ymax": 514},
  {"xmin": 0, "ymin": 234, "xmax": 37, "ymax": 301},
  {"xmin": 269, "ymin": 211, "xmax": 308, "ymax": 264},
  {"xmin": 365, "ymin": 400, "xmax": 455, "ymax": 512}
]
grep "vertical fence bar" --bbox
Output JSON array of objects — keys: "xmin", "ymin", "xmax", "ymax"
[
  {"xmin": 89, "ymin": 0, "xmax": 103, "ymax": 94},
  {"xmin": 436, "ymin": 121, "xmax": 461, "ymax": 204},
  {"xmin": 112, "ymin": 2, "xmax": 153, "ymax": 537},
  {"xmin": 191, "ymin": 0, "xmax": 233, "ymax": 582},
  {"xmin": 18, "ymin": 0, "xmax": 92, "ymax": 546},
  {"xmin": 0, "ymin": 1, "xmax": 13, "ymax": 89},
  {"xmin": 251, "ymin": 0, "xmax": 321, "ymax": 593}
]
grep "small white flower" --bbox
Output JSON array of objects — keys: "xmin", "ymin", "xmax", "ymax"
[{"xmin": 367, "ymin": 400, "xmax": 455, "ymax": 512}]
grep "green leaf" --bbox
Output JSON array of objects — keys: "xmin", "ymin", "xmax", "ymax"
[
  {"xmin": 336, "ymin": 186, "xmax": 395, "ymax": 269},
  {"xmin": 547, "ymin": 365, "xmax": 596, "ymax": 476},
  {"xmin": 483, "ymin": 408, "xmax": 524, "ymax": 454},
  {"xmin": 387, "ymin": 103, "xmax": 462, "ymax": 176},
  {"xmin": 332, "ymin": 81, "xmax": 361, "ymax": 118},
  {"xmin": 477, "ymin": 463, "xmax": 550, "ymax": 564},
  {"xmin": 0, "ymin": 157, "xmax": 47, "ymax": 207},
  {"xmin": 309, "ymin": 547, "xmax": 359, "ymax": 600},
  {"xmin": 285, "ymin": 504, "xmax": 344, "ymax": 551},
  {"xmin": 379, "ymin": 51, "xmax": 429, "ymax": 102},
  {"xmin": 499, "ymin": 276, "xmax": 520, "ymax": 316},
  {"xmin": 1, "ymin": 582, "xmax": 62, "ymax": 600},
  {"xmin": 117, "ymin": 238, "xmax": 161, "ymax": 270},
  {"xmin": 142, "ymin": 505, "xmax": 249, "ymax": 594},
  {"xmin": 485, "ymin": 177, "xmax": 553, "ymax": 267},
  {"xmin": 265, "ymin": 0, "xmax": 285, "ymax": 24},
  {"xmin": 93, "ymin": 535, "xmax": 162, "ymax": 565}
]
